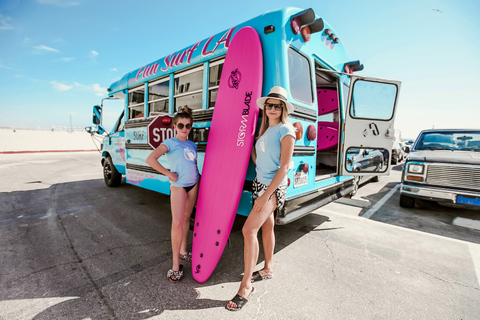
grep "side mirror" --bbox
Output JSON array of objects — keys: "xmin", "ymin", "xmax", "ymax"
[
  {"xmin": 403, "ymin": 146, "xmax": 410, "ymax": 153},
  {"xmin": 84, "ymin": 125, "xmax": 106, "ymax": 135},
  {"xmin": 93, "ymin": 105, "xmax": 102, "ymax": 125}
]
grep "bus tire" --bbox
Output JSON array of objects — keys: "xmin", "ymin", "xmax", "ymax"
[
  {"xmin": 104, "ymin": 157, "xmax": 122, "ymax": 187},
  {"xmin": 350, "ymin": 176, "xmax": 360, "ymax": 196},
  {"xmin": 399, "ymin": 194, "xmax": 415, "ymax": 208}
]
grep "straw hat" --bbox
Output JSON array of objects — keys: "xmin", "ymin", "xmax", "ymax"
[{"xmin": 256, "ymin": 86, "xmax": 295, "ymax": 114}]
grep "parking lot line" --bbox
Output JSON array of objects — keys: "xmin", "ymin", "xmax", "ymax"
[
  {"xmin": 469, "ymin": 243, "xmax": 480, "ymax": 288},
  {"xmin": 361, "ymin": 184, "xmax": 400, "ymax": 219}
]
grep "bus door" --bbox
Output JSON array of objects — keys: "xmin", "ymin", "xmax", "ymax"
[
  {"xmin": 109, "ymin": 111, "xmax": 126, "ymax": 174},
  {"xmin": 341, "ymin": 76, "xmax": 401, "ymax": 176},
  {"xmin": 314, "ymin": 65, "xmax": 341, "ymax": 181}
]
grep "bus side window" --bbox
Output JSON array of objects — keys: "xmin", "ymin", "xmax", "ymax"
[
  {"xmin": 148, "ymin": 77, "xmax": 169, "ymax": 116},
  {"xmin": 174, "ymin": 66, "xmax": 203, "ymax": 112},
  {"xmin": 128, "ymin": 85, "xmax": 145, "ymax": 119},
  {"xmin": 288, "ymin": 47, "xmax": 313, "ymax": 105},
  {"xmin": 116, "ymin": 111, "xmax": 125, "ymax": 132},
  {"xmin": 208, "ymin": 60, "xmax": 224, "ymax": 108}
]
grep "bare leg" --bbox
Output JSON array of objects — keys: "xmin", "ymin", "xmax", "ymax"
[
  {"xmin": 170, "ymin": 186, "xmax": 187, "ymax": 271},
  {"xmin": 259, "ymin": 209, "xmax": 275, "ymax": 277},
  {"xmin": 227, "ymin": 195, "xmax": 276, "ymax": 309},
  {"xmin": 180, "ymin": 183, "xmax": 198, "ymax": 255}
]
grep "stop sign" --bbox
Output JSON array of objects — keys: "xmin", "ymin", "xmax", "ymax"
[{"xmin": 147, "ymin": 115, "xmax": 176, "ymax": 149}]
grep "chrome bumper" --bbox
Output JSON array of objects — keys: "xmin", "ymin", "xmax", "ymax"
[{"xmin": 400, "ymin": 184, "xmax": 480, "ymax": 203}]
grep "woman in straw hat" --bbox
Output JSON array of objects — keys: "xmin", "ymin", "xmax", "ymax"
[{"xmin": 227, "ymin": 86, "xmax": 295, "ymax": 311}]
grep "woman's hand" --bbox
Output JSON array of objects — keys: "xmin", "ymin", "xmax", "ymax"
[
  {"xmin": 253, "ymin": 193, "xmax": 269, "ymax": 212},
  {"xmin": 168, "ymin": 172, "xmax": 178, "ymax": 182}
]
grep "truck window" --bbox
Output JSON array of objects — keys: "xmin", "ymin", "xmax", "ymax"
[
  {"xmin": 148, "ymin": 77, "xmax": 169, "ymax": 116},
  {"xmin": 288, "ymin": 47, "xmax": 313, "ymax": 105},
  {"xmin": 128, "ymin": 85, "xmax": 145, "ymax": 119},
  {"xmin": 174, "ymin": 66, "xmax": 203, "ymax": 112},
  {"xmin": 208, "ymin": 59, "xmax": 224, "ymax": 108}
]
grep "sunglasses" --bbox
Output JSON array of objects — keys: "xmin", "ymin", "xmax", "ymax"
[
  {"xmin": 264, "ymin": 103, "xmax": 283, "ymax": 111},
  {"xmin": 176, "ymin": 123, "xmax": 192, "ymax": 130}
]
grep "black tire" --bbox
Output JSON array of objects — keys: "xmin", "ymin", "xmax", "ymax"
[
  {"xmin": 399, "ymin": 194, "xmax": 415, "ymax": 208},
  {"xmin": 103, "ymin": 157, "xmax": 122, "ymax": 187},
  {"xmin": 350, "ymin": 176, "xmax": 360, "ymax": 196}
]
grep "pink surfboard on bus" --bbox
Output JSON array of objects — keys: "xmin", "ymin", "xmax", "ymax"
[{"xmin": 192, "ymin": 27, "xmax": 263, "ymax": 283}]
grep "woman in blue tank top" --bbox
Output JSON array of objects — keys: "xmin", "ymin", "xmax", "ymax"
[
  {"xmin": 146, "ymin": 107, "xmax": 199, "ymax": 283},
  {"xmin": 227, "ymin": 86, "xmax": 295, "ymax": 311}
]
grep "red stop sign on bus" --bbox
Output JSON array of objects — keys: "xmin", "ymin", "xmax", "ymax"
[{"xmin": 147, "ymin": 115, "xmax": 175, "ymax": 149}]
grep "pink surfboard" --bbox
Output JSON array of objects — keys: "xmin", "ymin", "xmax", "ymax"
[
  {"xmin": 317, "ymin": 125, "xmax": 339, "ymax": 151},
  {"xmin": 317, "ymin": 88, "xmax": 338, "ymax": 115},
  {"xmin": 192, "ymin": 27, "xmax": 263, "ymax": 283}
]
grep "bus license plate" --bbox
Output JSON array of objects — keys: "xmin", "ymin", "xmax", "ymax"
[
  {"xmin": 457, "ymin": 195, "xmax": 480, "ymax": 207},
  {"xmin": 294, "ymin": 172, "xmax": 308, "ymax": 188}
]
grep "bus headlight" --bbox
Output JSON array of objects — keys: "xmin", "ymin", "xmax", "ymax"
[{"xmin": 407, "ymin": 164, "xmax": 424, "ymax": 174}]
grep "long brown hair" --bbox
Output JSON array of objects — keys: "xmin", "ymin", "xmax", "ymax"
[{"xmin": 257, "ymin": 100, "xmax": 293, "ymax": 139}]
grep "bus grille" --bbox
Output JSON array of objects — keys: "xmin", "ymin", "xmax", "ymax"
[{"xmin": 426, "ymin": 164, "xmax": 480, "ymax": 190}]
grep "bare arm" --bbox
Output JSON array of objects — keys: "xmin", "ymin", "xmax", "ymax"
[
  {"xmin": 253, "ymin": 135, "xmax": 295, "ymax": 211},
  {"xmin": 145, "ymin": 144, "xmax": 177, "ymax": 182},
  {"xmin": 251, "ymin": 143, "xmax": 257, "ymax": 165}
]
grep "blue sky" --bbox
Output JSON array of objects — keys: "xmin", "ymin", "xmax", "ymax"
[{"xmin": 0, "ymin": 0, "xmax": 479, "ymax": 139}]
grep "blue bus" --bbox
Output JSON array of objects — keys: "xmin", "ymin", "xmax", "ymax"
[{"xmin": 87, "ymin": 7, "xmax": 401, "ymax": 224}]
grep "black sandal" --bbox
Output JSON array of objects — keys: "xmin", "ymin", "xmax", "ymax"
[
  {"xmin": 179, "ymin": 252, "xmax": 192, "ymax": 262},
  {"xmin": 251, "ymin": 270, "xmax": 273, "ymax": 282},
  {"xmin": 226, "ymin": 287, "xmax": 254, "ymax": 311},
  {"xmin": 167, "ymin": 264, "xmax": 184, "ymax": 283}
]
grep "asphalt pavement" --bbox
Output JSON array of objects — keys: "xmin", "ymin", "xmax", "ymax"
[{"xmin": 0, "ymin": 152, "xmax": 479, "ymax": 319}]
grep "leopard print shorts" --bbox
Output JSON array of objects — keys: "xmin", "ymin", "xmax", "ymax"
[{"xmin": 252, "ymin": 178, "xmax": 287, "ymax": 213}]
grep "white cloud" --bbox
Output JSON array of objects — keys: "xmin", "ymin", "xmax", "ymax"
[
  {"xmin": 111, "ymin": 68, "xmax": 118, "ymax": 72},
  {"xmin": 34, "ymin": 45, "xmax": 59, "ymax": 52},
  {"xmin": 36, "ymin": 0, "xmax": 80, "ymax": 7},
  {"xmin": 74, "ymin": 82, "xmax": 107, "ymax": 96},
  {"xmin": 59, "ymin": 57, "xmax": 74, "ymax": 62},
  {"xmin": 51, "ymin": 81, "xmax": 73, "ymax": 91},
  {"xmin": 93, "ymin": 84, "xmax": 107, "ymax": 96},
  {"xmin": 0, "ymin": 15, "xmax": 13, "ymax": 30},
  {"xmin": 91, "ymin": 50, "xmax": 98, "ymax": 56}
]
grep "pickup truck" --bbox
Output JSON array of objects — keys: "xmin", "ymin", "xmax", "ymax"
[{"xmin": 399, "ymin": 129, "xmax": 480, "ymax": 209}]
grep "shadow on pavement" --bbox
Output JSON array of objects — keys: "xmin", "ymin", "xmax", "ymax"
[{"xmin": 0, "ymin": 178, "xmax": 330, "ymax": 319}]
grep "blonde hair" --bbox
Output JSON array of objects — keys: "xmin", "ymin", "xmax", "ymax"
[{"xmin": 257, "ymin": 100, "xmax": 294, "ymax": 139}]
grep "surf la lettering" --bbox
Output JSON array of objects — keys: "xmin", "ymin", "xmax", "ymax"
[
  {"xmin": 161, "ymin": 41, "xmax": 202, "ymax": 72},
  {"xmin": 202, "ymin": 26, "xmax": 236, "ymax": 56},
  {"xmin": 132, "ymin": 62, "xmax": 159, "ymax": 82},
  {"xmin": 237, "ymin": 91, "xmax": 252, "ymax": 147}
]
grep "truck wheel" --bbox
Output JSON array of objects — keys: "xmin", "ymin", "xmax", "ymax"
[
  {"xmin": 104, "ymin": 157, "xmax": 122, "ymax": 187},
  {"xmin": 399, "ymin": 194, "xmax": 415, "ymax": 208}
]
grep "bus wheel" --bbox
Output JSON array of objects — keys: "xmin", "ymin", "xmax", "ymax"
[
  {"xmin": 350, "ymin": 176, "xmax": 360, "ymax": 196},
  {"xmin": 104, "ymin": 157, "xmax": 122, "ymax": 187}
]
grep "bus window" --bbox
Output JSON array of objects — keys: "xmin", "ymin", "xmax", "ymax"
[
  {"xmin": 148, "ymin": 77, "xmax": 169, "ymax": 116},
  {"xmin": 288, "ymin": 47, "xmax": 313, "ymax": 105},
  {"xmin": 174, "ymin": 66, "xmax": 203, "ymax": 112},
  {"xmin": 208, "ymin": 59, "xmax": 224, "ymax": 108},
  {"xmin": 128, "ymin": 85, "xmax": 145, "ymax": 119}
]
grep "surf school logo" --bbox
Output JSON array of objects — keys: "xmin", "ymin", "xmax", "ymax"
[
  {"xmin": 228, "ymin": 68, "xmax": 242, "ymax": 89},
  {"xmin": 236, "ymin": 91, "xmax": 252, "ymax": 147}
]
